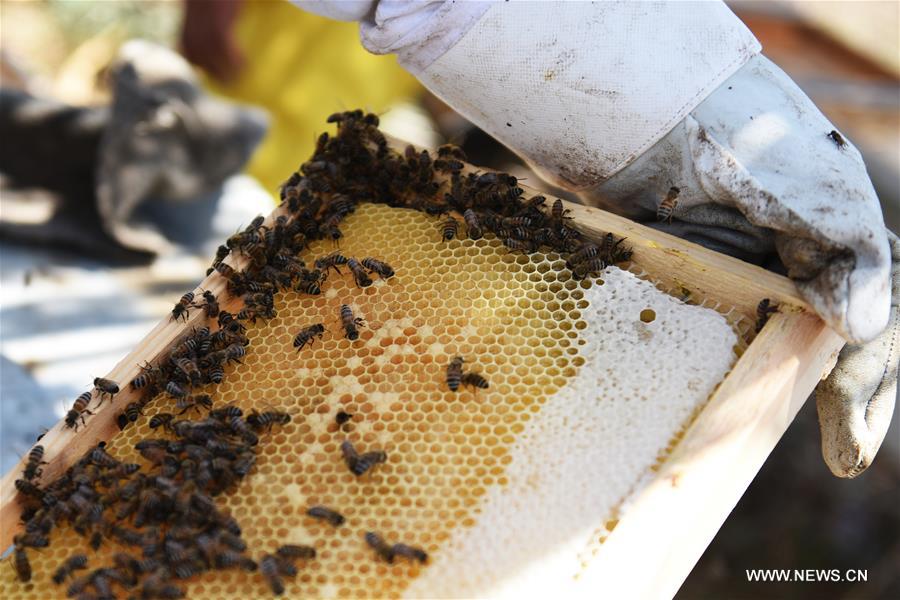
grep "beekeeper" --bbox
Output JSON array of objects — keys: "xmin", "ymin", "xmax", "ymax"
[{"xmin": 295, "ymin": 1, "xmax": 897, "ymax": 478}]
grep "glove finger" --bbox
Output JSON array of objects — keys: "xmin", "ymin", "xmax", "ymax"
[{"xmin": 815, "ymin": 231, "xmax": 900, "ymax": 478}]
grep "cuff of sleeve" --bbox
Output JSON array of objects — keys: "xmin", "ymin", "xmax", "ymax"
[
  {"xmin": 292, "ymin": 0, "xmax": 376, "ymax": 22},
  {"xmin": 359, "ymin": 1, "xmax": 495, "ymax": 74}
]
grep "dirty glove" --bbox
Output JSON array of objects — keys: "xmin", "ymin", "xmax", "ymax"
[
  {"xmin": 296, "ymin": 0, "xmax": 896, "ymax": 475},
  {"xmin": 816, "ymin": 232, "xmax": 899, "ymax": 477}
]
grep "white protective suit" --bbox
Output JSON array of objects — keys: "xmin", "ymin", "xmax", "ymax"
[{"xmin": 296, "ymin": 0, "xmax": 898, "ymax": 478}]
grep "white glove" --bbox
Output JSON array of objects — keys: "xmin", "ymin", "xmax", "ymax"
[
  {"xmin": 815, "ymin": 232, "xmax": 898, "ymax": 477},
  {"xmin": 293, "ymin": 0, "xmax": 896, "ymax": 475}
]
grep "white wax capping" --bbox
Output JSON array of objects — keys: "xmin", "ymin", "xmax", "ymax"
[{"xmin": 405, "ymin": 267, "xmax": 737, "ymax": 599}]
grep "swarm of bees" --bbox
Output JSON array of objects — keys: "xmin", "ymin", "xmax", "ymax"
[
  {"xmin": 14, "ymin": 109, "xmax": 631, "ymax": 596},
  {"xmin": 13, "ymin": 404, "xmax": 292, "ymax": 596}
]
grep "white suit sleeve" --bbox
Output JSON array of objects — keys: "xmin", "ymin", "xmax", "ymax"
[{"xmin": 292, "ymin": 1, "xmax": 759, "ymax": 185}]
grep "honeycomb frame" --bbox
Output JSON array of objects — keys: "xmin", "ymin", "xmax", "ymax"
[{"xmin": 0, "ymin": 172, "xmax": 843, "ymax": 600}]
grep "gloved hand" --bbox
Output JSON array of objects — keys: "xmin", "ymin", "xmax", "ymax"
[
  {"xmin": 816, "ymin": 232, "xmax": 898, "ymax": 477},
  {"xmin": 294, "ymin": 0, "xmax": 897, "ymax": 476}
]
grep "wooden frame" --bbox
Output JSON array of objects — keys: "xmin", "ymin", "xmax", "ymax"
[{"xmin": 0, "ymin": 173, "xmax": 844, "ymax": 598}]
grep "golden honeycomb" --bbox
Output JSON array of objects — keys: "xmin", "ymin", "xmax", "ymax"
[{"xmin": 2, "ymin": 202, "xmax": 745, "ymax": 599}]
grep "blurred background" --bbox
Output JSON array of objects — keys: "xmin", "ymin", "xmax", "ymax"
[{"xmin": 0, "ymin": 1, "xmax": 897, "ymax": 598}]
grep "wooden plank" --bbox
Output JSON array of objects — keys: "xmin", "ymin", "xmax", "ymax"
[
  {"xmin": 560, "ymin": 201, "xmax": 806, "ymax": 322},
  {"xmin": 577, "ymin": 310, "xmax": 845, "ymax": 598}
]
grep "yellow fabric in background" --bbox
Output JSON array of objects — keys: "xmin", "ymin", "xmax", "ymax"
[{"xmin": 206, "ymin": 0, "xmax": 421, "ymax": 197}]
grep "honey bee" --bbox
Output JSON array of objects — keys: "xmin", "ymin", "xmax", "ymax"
[
  {"xmin": 51, "ymin": 554, "xmax": 88, "ymax": 584},
  {"xmin": 207, "ymin": 363, "xmax": 225, "ymax": 384},
  {"xmin": 215, "ymin": 262, "xmax": 237, "ymax": 279},
  {"xmin": 225, "ymin": 343, "xmax": 246, "ymax": 363},
  {"xmin": 827, "ymin": 129, "xmax": 847, "ymax": 149},
  {"xmin": 14, "ymin": 546, "xmax": 31, "ymax": 582},
  {"xmin": 364, "ymin": 531, "xmax": 395, "ymax": 563},
  {"xmin": 503, "ymin": 237, "xmax": 537, "ymax": 253},
  {"xmin": 171, "ymin": 291, "xmax": 195, "ymax": 322},
  {"xmin": 392, "ymin": 543, "xmax": 428, "ymax": 564},
  {"xmin": 501, "ymin": 215, "xmax": 534, "ymax": 228},
  {"xmin": 210, "ymin": 405, "xmax": 243, "ymax": 420},
  {"xmin": 140, "ymin": 578, "xmax": 185, "ymax": 600},
  {"xmin": 14, "ymin": 532, "xmax": 49, "ymax": 548},
  {"xmin": 276, "ymin": 544, "xmax": 316, "ymax": 560},
  {"xmin": 551, "ymin": 198, "xmax": 571, "ymax": 224},
  {"xmin": 437, "ymin": 144, "xmax": 467, "ymax": 161},
  {"xmin": 598, "ymin": 232, "xmax": 616, "ymax": 258},
  {"xmin": 227, "ymin": 228, "xmax": 261, "ymax": 253},
  {"xmin": 340, "ymin": 304, "xmax": 365, "ymax": 341},
  {"xmin": 15, "ymin": 478, "xmax": 44, "ymax": 500},
  {"xmin": 228, "ymin": 415, "xmax": 259, "ymax": 446},
  {"xmin": 341, "ymin": 440, "xmax": 386, "ymax": 476},
  {"xmin": 199, "ymin": 290, "xmax": 220, "ymax": 319},
  {"xmin": 131, "ymin": 362, "xmax": 161, "ymax": 390},
  {"xmin": 335, "ymin": 410, "xmax": 353, "ymax": 426},
  {"xmin": 347, "ymin": 258, "xmax": 373, "ymax": 287},
  {"xmin": 475, "ymin": 171, "xmax": 515, "ymax": 187},
  {"xmin": 657, "ymin": 186, "xmax": 680, "ymax": 224},
  {"xmin": 176, "ymin": 393, "xmax": 213, "ymax": 415},
  {"xmin": 566, "ymin": 243, "xmax": 599, "ymax": 271},
  {"xmin": 361, "ymin": 257, "xmax": 394, "ymax": 279},
  {"xmin": 88, "ymin": 442, "xmax": 119, "ymax": 468},
  {"xmin": 441, "ymin": 216, "xmax": 459, "ymax": 241},
  {"xmin": 166, "ymin": 381, "xmax": 188, "ymax": 399},
  {"xmin": 755, "ymin": 298, "xmax": 778, "ymax": 333},
  {"xmin": 463, "ymin": 209, "xmax": 483, "ymax": 240},
  {"xmin": 606, "ymin": 236, "xmax": 632, "ymax": 264},
  {"xmin": 259, "ymin": 554, "xmax": 286, "ymax": 595},
  {"xmin": 247, "ymin": 215, "xmax": 265, "ymax": 230},
  {"xmin": 326, "ymin": 110, "xmax": 353, "ymax": 123},
  {"xmin": 461, "ymin": 372, "xmax": 489, "ymax": 390},
  {"xmin": 446, "ymin": 356, "xmax": 464, "ymax": 391},
  {"xmin": 572, "ymin": 257, "xmax": 608, "ymax": 279},
  {"xmin": 307, "ymin": 505, "xmax": 345, "ymax": 526},
  {"xmin": 322, "ymin": 213, "xmax": 344, "ymax": 241},
  {"xmin": 434, "ymin": 158, "xmax": 464, "ymax": 173},
  {"xmin": 295, "ymin": 270, "xmax": 323, "ymax": 295},
  {"xmin": 314, "ymin": 252, "xmax": 348, "ymax": 276},
  {"xmin": 93, "ymin": 377, "xmax": 119, "ymax": 403},
  {"xmin": 175, "ymin": 357, "xmax": 202, "ymax": 386},
  {"xmin": 122, "ymin": 401, "xmax": 144, "ymax": 424},
  {"xmin": 247, "ymin": 410, "xmax": 291, "ymax": 432},
  {"xmin": 112, "ymin": 552, "xmax": 141, "ymax": 578},
  {"xmin": 293, "ymin": 323, "xmax": 325, "ymax": 351},
  {"xmin": 211, "ymin": 244, "xmax": 230, "ymax": 268},
  {"xmin": 65, "ymin": 391, "xmax": 94, "ymax": 430},
  {"xmin": 218, "ymin": 310, "xmax": 246, "ymax": 333},
  {"xmin": 23, "ymin": 445, "xmax": 47, "ymax": 481},
  {"xmin": 66, "ymin": 573, "xmax": 92, "ymax": 597}
]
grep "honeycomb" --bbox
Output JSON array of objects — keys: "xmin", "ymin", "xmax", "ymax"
[{"xmin": 2, "ymin": 203, "xmax": 738, "ymax": 599}]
